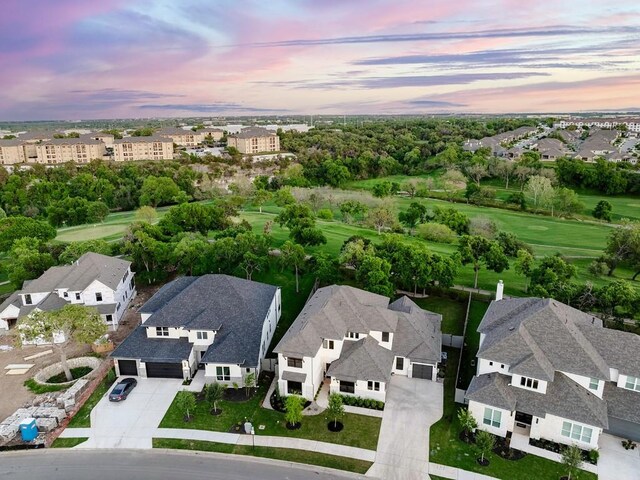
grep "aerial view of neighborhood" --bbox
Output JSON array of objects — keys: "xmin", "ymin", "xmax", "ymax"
[{"xmin": 0, "ymin": 2, "xmax": 639, "ymax": 480}]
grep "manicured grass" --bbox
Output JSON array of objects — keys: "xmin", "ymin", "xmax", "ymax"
[
  {"xmin": 50, "ymin": 437, "xmax": 88, "ymax": 448},
  {"xmin": 152, "ymin": 438, "xmax": 373, "ymax": 474},
  {"xmin": 67, "ymin": 368, "xmax": 116, "ymax": 428},
  {"xmin": 412, "ymin": 294, "xmax": 467, "ymax": 335},
  {"xmin": 159, "ymin": 376, "xmax": 380, "ymax": 451},
  {"xmin": 23, "ymin": 378, "xmax": 68, "ymax": 394},
  {"xmin": 458, "ymin": 300, "xmax": 490, "ymax": 390},
  {"xmin": 430, "ymin": 346, "xmax": 597, "ymax": 480},
  {"xmin": 46, "ymin": 366, "xmax": 93, "ymax": 384}
]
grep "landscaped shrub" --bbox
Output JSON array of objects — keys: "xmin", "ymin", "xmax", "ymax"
[
  {"xmin": 317, "ymin": 209, "xmax": 334, "ymax": 220},
  {"xmin": 416, "ymin": 222, "xmax": 457, "ymax": 244},
  {"xmin": 338, "ymin": 394, "xmax": 384, "ymax": 410}
]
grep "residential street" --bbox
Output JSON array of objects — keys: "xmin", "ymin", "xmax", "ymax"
[{"xmin": 0, "ymin": 449, "xmax": 363, "ymax": 480}]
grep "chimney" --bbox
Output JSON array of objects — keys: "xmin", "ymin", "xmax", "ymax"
[{"xmin": 496, "ymin": 280, "xmax": 504, "ymax": 301}]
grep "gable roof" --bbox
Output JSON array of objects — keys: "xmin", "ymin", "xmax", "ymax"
[
  {"xmin": 326, "ymin": 336, "xmax": 394, "ymax": 383},
  {"xmin": 111, "ymin": 326, "xmax": 193, "ymax": 363},
  {"xmin": 466, "ymin": 372, "xmax": 609, "ymax": 429},
  {"xmin": 274, "ymin": 286, "xmax": 441, "ymax": 366},
  {"xmin": 477, "ymin": 298, "xmax": 611, "ymax": 381},
  {"xmin": 141, "ymin": 275, "xmax": 278, "ymax": 367},
  {"xmin": 22, "ymin": 253, "xmax": 130, "ymax": 294}
]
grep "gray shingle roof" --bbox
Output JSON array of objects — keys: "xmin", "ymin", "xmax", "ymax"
[
  {"xmin": 577, "ymin": 324, "xmax": 640, "ymax": 378},
  {"xmin": 389, "ymin": 297, "xmax": 442, "ymax": 364},
  {"xmin": 273, "ymin": 285, "xmax": 396, "ymax": 357},
  {"xmin": 467, "ymin": 372, "xmax": 609, "ymax": 428},
  {"xmin": 111, "ymin": 326, "xmax": 193, "ymax": 363},
  {"xmin": 229, "ymin": 127, "xmax": 276, "ymax": 139},
  {"xmin": 327, "ymin": 336, "xmax": 394, "ymax": 383},
  {"xmin": 0, "ymin": 139, "xmax": 24, "ymax": 147},
  {"xmin": 142, "ymin": 275, "xmax": 277, "ymax": 367},
  {"xmin": 114, "ymin": 136, "xmax": 171, "ymax": 144},
  {"xmin": 603, "ymin": 382, "xmax": 640, "ymax": 424},
  {"xmin": 40, "ymin": 138, "xmax": 102, "ymax": 146},
  {"xmin": 22, "ymin": 253, "xmax": 130, "ymax": 294},
  {"xmin": 478, "ymin": 298, "xmax": 610, "ymax": 381}
]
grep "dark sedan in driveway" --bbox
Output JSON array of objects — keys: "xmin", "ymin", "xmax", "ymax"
[{"xmin": 109, "ymin": 378, "xmax": 137, "ymax": 402}]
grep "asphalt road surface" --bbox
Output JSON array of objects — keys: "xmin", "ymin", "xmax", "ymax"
[{"xmin": 0, "ymin": 449, "xmax": 363, "ymax": 480}]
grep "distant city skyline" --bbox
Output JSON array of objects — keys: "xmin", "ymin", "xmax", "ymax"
[{"xmin": 2, "ymin": 0, "xmax": 640, "ymax": 120}]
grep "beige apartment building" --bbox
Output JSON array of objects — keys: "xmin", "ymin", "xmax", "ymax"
[
  {"xmin": 34, "ymin": 138, "xmax": 107, "ymax": 164},
  {"xmin": 113, "ymin": 136, "xmax": 174, "ymax": 162},
  {"xmin": 227, "ymin": 127, "xmax": 280, "ymax": 154},
  {"xmin": 158, "ymin": 127, "xmax": 224, "ymax": 146},
  {"xmin": 0, "ymin": 139, "xmax": 28, "ymax": 165},
  {"xmin": 200, "ymin": 128, "xmax": 224, "ymax": 142}
]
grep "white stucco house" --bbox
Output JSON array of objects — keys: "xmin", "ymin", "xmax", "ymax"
[
  {"xmin": 274, "ymin": 285, "xmax": 442, "ymax": 402},
  {"xmin": 0, "ymin": 252, "xmax": 135, "ymax": 344},
  {"xmin": 466, "ymin": 296, "xmax": 640, "ymax": 449},
  {"xmin": 111, "ymin": 275, "xmax": 281, "ymax": 382}
]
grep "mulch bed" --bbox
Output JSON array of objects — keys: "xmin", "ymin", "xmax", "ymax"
[
  {"xmin": 327, "ymin": 421, "xmax": 344, "ymax": 432},
  {"xmin": 493, "ymin": 436, "xmax": 526, "ymax": 461},
  {"xmin": 224, "ymin": 388, "xmax": 257, "ymax": 402},
  {"xmin": 209, "ymin": 408, "xmax": 222, "ymax": 416},
  {"xmin": 286, "ymin": 422, "xmax": 301, "ymax": 430},
  {"xmin": 476, "ymin": 458, "xmax": 490, "ymax": 467},
  {"xmin": 459, "ymin": 430, "xmax": 476, "ymax": 444}
]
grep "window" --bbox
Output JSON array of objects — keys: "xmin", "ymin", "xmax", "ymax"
[
  {"xmin": 287, "ymin": 357, "xmax": 303, "ymax": 368},
  {"xmin": 24, "ymin": 294, "xmax": 32, "ymax": 305},
  {"xmin": 368, "ymin": 381, "xmax": 380, "ymax": 391},
  {"xmin": 381, "ymin": 332, "xmax": 390, "ymax": 342},
  {"xmin": 323, "ymin": 339, "xmax": 334, "ymax": 350},
  {"xmin": 95, "ymin": 292, "xmax": 103, "ymax": 302},
  {"xmin": 105, "ymin": 314, "xmax": 113, "ymax": 323},
  {"xmin": 561, "ymin": 421, "xmax": 593, "ymax": 443},
  {"xmin": 483, "ymin": 407, "xmax": 502, "ymax": 428},
  {"xmin": 396, "ymin": 357, "xmax": 404, "ymax": 370},
  {"xmin": 75, "ymin": 293, "xmax": 81, "ymax": 300},
  {"xmin": 63, "ymin": 292, "xmax": 68, "ymax": 298},
  {"xmin": 196, "ymin": 331, "xmax": 208, "ymax": 340},
  {"xmin": 346, "ymin": 331, "xmax": 360, "ymax": 339},
  {"xmin": 246, "ymin": 368, "xmax": 251, "ymax": 373},
  {"xmin": 156, "ymin": 327, "xmax": 169, "ymax": 337},
  {"xmin": 339, "ymin": 381, "xmax": 355, "ymax": 394},
  {"xmin": 216, "ymin": 366, "xmax": 230, "ymax": 381},
  {"xmin": 489, "ymin": 361, "xmax": 494, "ymax": 366},
  {"xmin": 519, "ymin": 377, "xmax": 539, "ymax": 390},
  {"xmin": 625, "ymin": 376, "xmax": 640, "ymax": 392},
  {"xmin": 589, "ymin": 378, "xmax": 599, "ymax": 390}
]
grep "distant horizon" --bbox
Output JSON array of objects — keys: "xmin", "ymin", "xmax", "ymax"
[{"xmin": 2, "ymin": 1, "xmax": 639, "ymax": 121}]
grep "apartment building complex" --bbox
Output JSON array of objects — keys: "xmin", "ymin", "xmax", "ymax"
[
  {"xmin": 113, "ymin": 136, "xmax": 174, "ymax": 162},
  {"xmin": 227, "ymin": 127, "xmax": 280, "ymax": 154},
  {"xmin": 158, "ymin": 127, "xmax": 224, "ymax": 147},
  {"xmin": 0, "ymin": 140, "xmax": 28, "ymax": 165},
  {"xmin": 556, "ymin": 117, "xmax": 640, "ymax": 133},
  {"xmin": 34, "ymin": 138, "xmax": 107, "ymax": 164}
]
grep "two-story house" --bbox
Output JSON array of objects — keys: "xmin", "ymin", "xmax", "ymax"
[
  {"xmin": 466, "ymin": 296, "xmax": 640, "ymax": 449},
  {"xmin": 274, "ymin": 285, "xmax": 441, "ymax": 402},
  {"xmin": 0, "ymin": 253, "xmax": 135, "ymax": 343},
  {"xmin": 111, "ymin": 275, "xmax": 281, "ymax": 382}
]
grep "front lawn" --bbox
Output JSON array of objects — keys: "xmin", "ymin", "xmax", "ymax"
[
  {"xmin": 50, "ymin": 437, "xmax": 88, "ymax": 448},
  {"xmin": 67, "ymin": 368, "xmax": 116, "ymax": 428},
  {"xmin": 430, "ymin": 346, "xmax": 597, "ymax": 480},
  {"xmin": 152, "ymin": 438, "xmax": 373, "ymax": 474},
  {"xmin": 159, "ymin": 376, "xmax": 380, "ymax": 451}
]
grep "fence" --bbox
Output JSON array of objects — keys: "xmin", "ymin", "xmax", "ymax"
[{"xmin": 441, "ymin": 334, "xmax": 463, "ymax": 348}]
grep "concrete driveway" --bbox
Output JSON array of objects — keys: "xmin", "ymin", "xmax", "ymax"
[
  {"xmin": 64, "ymin": 377, "xmax": 183, "ymax": 449},
  {"xmin": 598, "ymin": 433, "xmax": 640, "ymax": 480},
  {"xmin": 367, "ymin": 376, "xmax": 443, "ymax": 480}
]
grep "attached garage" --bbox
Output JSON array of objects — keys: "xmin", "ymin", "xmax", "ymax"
[
  {"xmin": 411, "ymin": 363, "xmax": 434, "ymax": 380},
  {"xmin": 118, "ymin": 359, "xmax": 138, "ymax": 376},
  {"xmin": 146, "ymin": 362, "xmax": 183, "ymax": 379},
  {"xmin": 606, "ymin": 417, "xmax": 640, "ymax": 442}
]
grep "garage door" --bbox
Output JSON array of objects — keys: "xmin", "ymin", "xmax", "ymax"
[
  {"xmin": 118, "ymin": 360, "xmax": 138, "ymax": 376},
  {"xmin": 146, "ymin": 362, "xmax": 183, "ymax": 379},
  {"xmin": 412, "ymin": 363, "xmax": 433, "ymax": 380},
  {"xmin": 606, "ymin": 418, "xmax": 640, "ymax": 442}
]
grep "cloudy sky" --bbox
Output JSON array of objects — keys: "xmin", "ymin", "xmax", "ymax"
[{"xmin": 1, "ymin": 0, "xmax": 640, "ymax": 120}]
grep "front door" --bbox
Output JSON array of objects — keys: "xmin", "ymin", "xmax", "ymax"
[
  {"xmin": 325, "ymin": 363, "xmax": 332, "ymax": 377},
  {"xmin": 515, "ymin": 411, "xmax": 533, "ymax": 427}
]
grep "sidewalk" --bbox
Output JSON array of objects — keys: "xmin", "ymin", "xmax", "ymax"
[
  {"xmin": 429, "ymin": 462, "xmax": 498, "ymax": 479},
  {"xmin": 60, "ymin": 425, "xmax": 376, "ymax": 462}
]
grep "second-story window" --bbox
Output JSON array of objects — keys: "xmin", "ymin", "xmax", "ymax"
[
  {"xmin": 287, "ymin": 357, "xmax": 303, "ymax": 368},
  {"xmin": 24, "ymin": 294, "xmax": 32, "ymax": 305},
  {"xmin": 75, "ymin": 293, "xmax": 81, "ymax": 300},
  {"xmin": 323, "ymin": 339, "xmax": 334, "ymax": 349},
  {"xmin": 95, "ymin": 292, "xmax": 103, "ymax": 302},
  {"xmin": 156, "ymin": 327, "xmax": 169, "ymax": 337},
  {"xmin": 520, "ymin": 377, "xmax": 539, "ymax": 389},
  {"xmin": 346, "ymin": 332, "xmax": 360, "ymax": 340},
  {"xmin": 396, "ymin": 357, "xmax": 404, "ymax": 370},
  {"xmin": 625, "ymin": 376, "xmax": 640, "ymax": 392},
  {"xmin": 588, "ymin": 378, "xmax": 599, "ymax": 390},
  {"xmin": 196, "ymin": 331, "xmax": 208, "ymax": 340},
  {"xmin": 381, "ymin": 332, "xmax": 390, "ymax": 342}
]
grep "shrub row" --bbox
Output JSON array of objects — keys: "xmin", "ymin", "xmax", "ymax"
[{"xmin": 339, "ymin": 394, "xmax": 384, "ymax": 411}]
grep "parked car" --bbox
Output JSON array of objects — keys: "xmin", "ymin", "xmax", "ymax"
[{"xmin": 109, "ymin": 378, "xmax": 137, "ymax": 402}]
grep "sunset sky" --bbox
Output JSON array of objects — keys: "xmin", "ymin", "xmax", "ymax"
[{"xmin": 2, "ymin": 0, "xmax": 640, "ymax": 120}]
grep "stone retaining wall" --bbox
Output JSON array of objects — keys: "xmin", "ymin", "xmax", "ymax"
[{"xmin": 34, "ymin": 357, "xmax": 102, "ymax": 385}]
